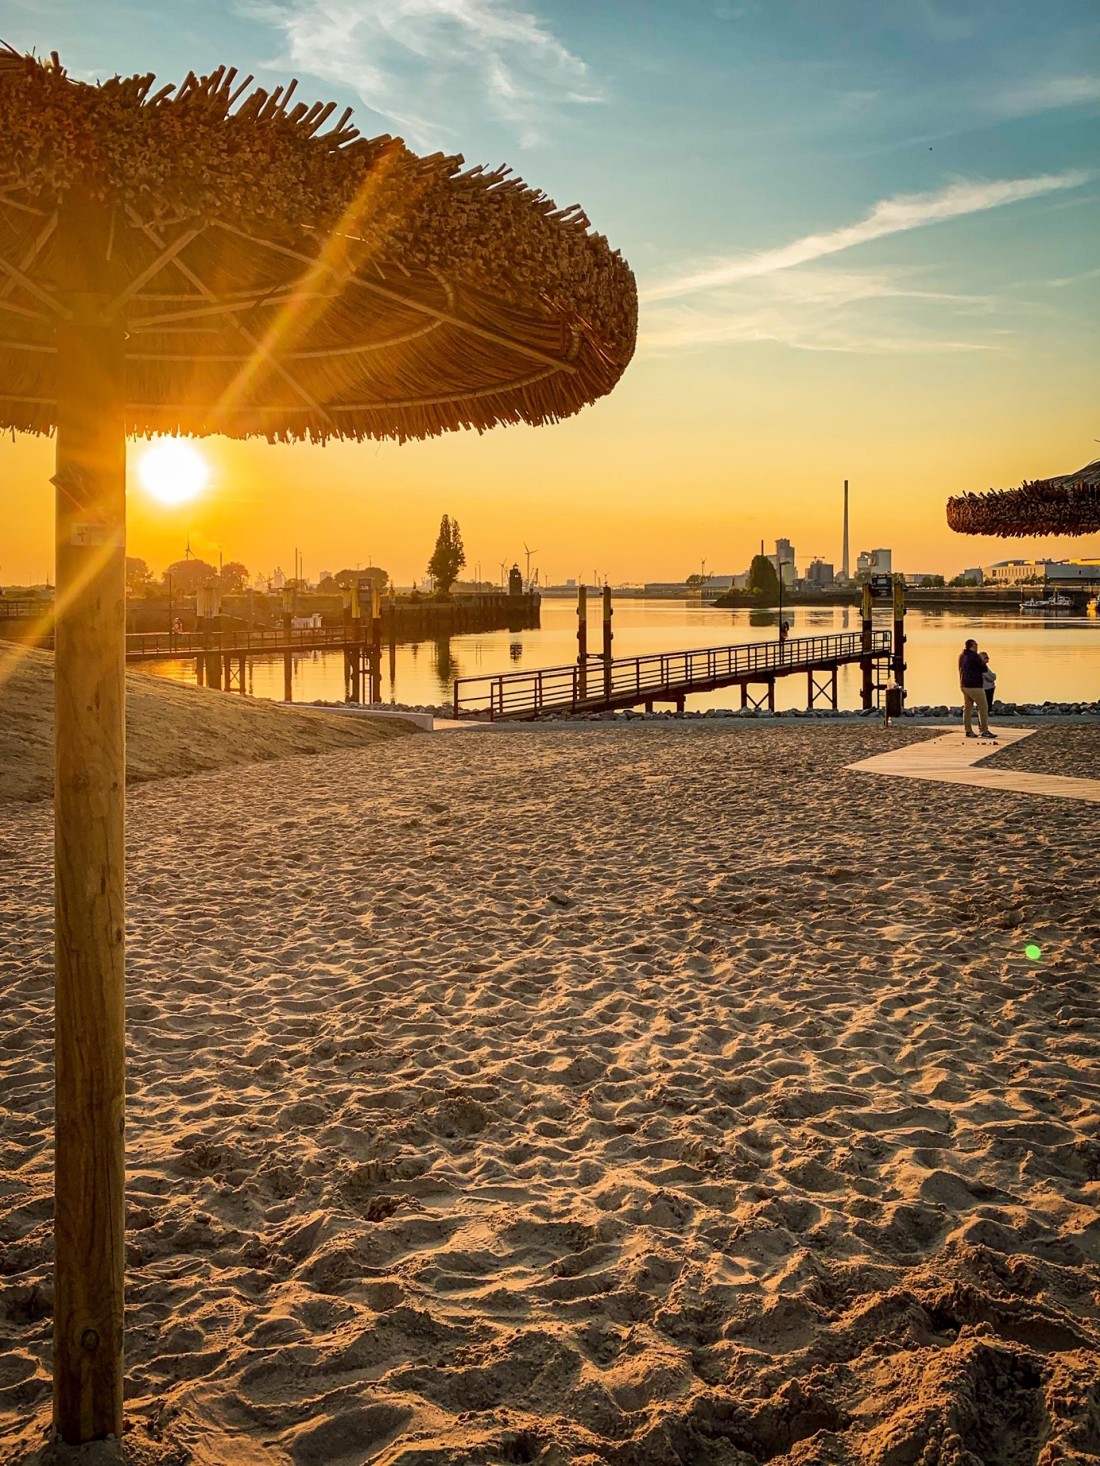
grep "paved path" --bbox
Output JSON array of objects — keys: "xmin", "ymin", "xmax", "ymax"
[{"xmin": 849, "ymin": 727, "xmax": 1100, "ymax": 803}]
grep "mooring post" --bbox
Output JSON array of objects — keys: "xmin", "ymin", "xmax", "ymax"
[
  {"xmin": 209, "ymin": 593, "xmax": 223, "ymax": 691},
  {"xmin": 892, "ymin": 578, "xmax": 906, "ymax": 689},
  {"xmin": 349, "ymin": 581, "xmax": 362, "ymax": 702},
  {"xmin": 341, "ymin": 588, "xmax": 352, "ymax": 700},
  {"xmin": 602, "ymin": 583, "xmax": 613, "ymax": 700},
  {"xmin": 831, "ymin": 666, "xmax": 838, "ymax": 711},
  {"xmin": 860, "ymin": 581, "xmax": 874, "ymax": 710},
  {"xmin": 282, "ymin": 589, "xmax": 294, "ymax": 703},
  {"xmin": 577, "ymin": 584, "xmax": 588, "ymax": 700},
  {"xmin": 806, "ymin": 668, "xmax": 813, "ymax": 710},
  {"xmin": 196, "ymin": 609, "xmax": 206, "ymax": 684},
  {"xmin": 370, "ymin": 580, "xmax": 383, "ymax": 703},
  {"xmin": 198, "ymin": 583, "xmax": 221, "ymax": 689}
]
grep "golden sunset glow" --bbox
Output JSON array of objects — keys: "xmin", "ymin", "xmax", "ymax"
[{"xmin": 137, "ymin": 440, "xmax": 210, "ymax": 507}]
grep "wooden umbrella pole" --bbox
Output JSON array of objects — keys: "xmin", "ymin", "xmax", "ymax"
[{"xmin": 53, "ymin": 288, "xmax": 127, "ymax": 1442}]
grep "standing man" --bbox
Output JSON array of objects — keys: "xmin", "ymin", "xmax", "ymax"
[{"xmin": 958, "ymin": 638, "xmax": 995, "ymax": 739}]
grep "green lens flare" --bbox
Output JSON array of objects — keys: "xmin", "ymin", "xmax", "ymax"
[{"xmin": 1024, "ymin": 944, "xmax": 1042, "ymax": 961}]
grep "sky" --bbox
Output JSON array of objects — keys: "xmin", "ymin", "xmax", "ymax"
[{"xmin": 1, "ymin": 0, "xmax": 1098, "ymax": 585}]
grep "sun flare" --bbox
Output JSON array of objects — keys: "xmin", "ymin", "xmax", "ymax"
[{"xmin": 137, "ymin": 439, "xmax": 210, "ymax": 506}]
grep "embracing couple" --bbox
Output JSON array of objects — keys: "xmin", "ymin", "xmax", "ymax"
[{"xmin": 958, "ymin": 639, "xmax": 998, "ymax": 739}]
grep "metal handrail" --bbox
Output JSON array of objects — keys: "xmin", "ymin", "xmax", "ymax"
[{"xmin": 453, "ymin": 631, "xmax": 891, "ymax": 719}]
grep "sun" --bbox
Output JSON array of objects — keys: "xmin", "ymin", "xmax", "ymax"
[{"xmin": 137, "ymin": 439, "xmax": 210, "ymax": 506}]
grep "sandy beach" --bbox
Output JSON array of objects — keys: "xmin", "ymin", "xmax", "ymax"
[
  {"xmin": 0, "ymin": 649, "xmax": 417, "ymax": 806},
  {"xmin": 2, "ymin": 719, "xmax": 1098, "ymax": 1464}
]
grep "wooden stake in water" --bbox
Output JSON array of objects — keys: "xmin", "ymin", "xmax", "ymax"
[
  {"xmin": 602, "ymin": 584, "xmax": 613, "ymax": 701},
  {"xmin": 577, "ymin": 584, "xmax": 588, "ymax": 701}
]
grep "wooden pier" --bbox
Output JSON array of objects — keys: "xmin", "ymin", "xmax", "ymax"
[
  {"xmin": 452, "ymin": 629, "xmax": 895, "ymax": 720},
  {"xmin": 125, "ymin": 621, "xmax": 383, "ymax": 701},
  {"xmin": 110, "ymin": 589, "xmax": 541, "ymax": 701}
]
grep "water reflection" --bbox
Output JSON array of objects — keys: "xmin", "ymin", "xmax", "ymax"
[
  {"xmin": 432, "ymin": 635, "xmax": 458, "ymax": 692},
  {"xmin": 146, "ymin": 599, "xmax": 1099, "ymax": 711}
]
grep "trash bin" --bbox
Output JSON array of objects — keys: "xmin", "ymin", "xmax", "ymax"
[{"xmin": 885, "ymin": 686, "xmax": 904, "ymax": 719}]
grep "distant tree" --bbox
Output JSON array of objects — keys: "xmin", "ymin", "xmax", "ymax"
[
  {"xmin": 747, "ymin": 553, "xmax": 779, "ymax": 602},
  {"xmin": 427, "ymin": 516, "xmax": 466, "ymax": 594},
  {"xmin": 949, "ymin": 573, "xmax": 980, "ymax": 587},
  {"xmin": 330, "ymin": 566, "xmax": 389, "ymax": 592},
  {"xmin": 163, "ymin": 558, "xmax": 217, "ymax": 596},
  {"xmin": 219, "ymin": 560, "xmax": 249, "ymax": 592},
  {"xmin": 918, "ymin": 575, "xmax": 946, "ymax": 588},
  {"xmin": 684, "ymin": 572, "xmax": 710, "ymax": 587},
  {"xmin": 125, "ymin": 557, "xmax": 152, "ymax": 596}
]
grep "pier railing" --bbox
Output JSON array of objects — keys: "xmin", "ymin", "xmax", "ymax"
[
  {"xmin": 453, "ymin": 630, "xmax": 892, "ymax": 720},
  {"xmin": 125, "ymin": 625, "xmax": 351, "ymax": 660}
]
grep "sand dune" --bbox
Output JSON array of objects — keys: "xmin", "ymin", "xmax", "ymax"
[
  {"xmin": 0, "ymin": 646, "xmax": 417, "ymax": 804},
  {"xmin": 1, "ymin": 724, "xmax": 1098, "ymax": 1464}
]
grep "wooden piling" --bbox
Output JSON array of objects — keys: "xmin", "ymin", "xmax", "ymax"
[
  {"xmin": 282, "ymin": 606, "xmax": 293, "ymax": 702},
  {"xmin": 602, "ymin": 584, "xmax": 613, "ymax": 700},
  {"xmin": 860, "ymin": 581, "xmax": 874, "ymax": 710},
  {"xmin": 370, "ymin": 582, "xmax": 382, "ymax": 703},
  {"xmin": 349, "ymin": 581, "xmax": 363, "ymax": 702},
  {"xmin": 52, "ymin": 270, "xmax": 126, "ymax": 1443},
  {"xmin": 577, "ymin": 585, "xmax": 588, "ymax": 701},
  {"xmin": 892, "ymin": 578, "xmax": 906, "ymax": 688}
]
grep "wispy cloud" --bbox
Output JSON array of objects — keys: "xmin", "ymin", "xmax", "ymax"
[
  {"xmin": 991, "ymin": 75, "xmax": 1100, "ymax": 119},
  {"xmin": 1045, "ymin": 265, "xmax": 1100, "ymax": 289},
  {"xmin": 244, "ymin": 0, "xmax": 600, "ymax": 147},
  {"xmin": 641, "ymin": 266, "xmax": 1001, "ymax": 355},
  {"xmin": 645, "ymin": 171, "xmax": 1093, "ymax": 303}
]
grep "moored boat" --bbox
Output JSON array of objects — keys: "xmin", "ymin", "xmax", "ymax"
[{"xmin": 1020, "ymin": 592, "xmax": 1073, "ymax": 613}]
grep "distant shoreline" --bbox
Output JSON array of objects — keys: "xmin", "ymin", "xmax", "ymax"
[{"xmin": 543, "ymin": 586, "xmax": 1075, "ymax": 610}]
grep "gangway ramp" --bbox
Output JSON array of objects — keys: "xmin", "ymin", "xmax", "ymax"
[{"xmin": 453, "ymin": 630, "xmax": 892, "ymax": 720}]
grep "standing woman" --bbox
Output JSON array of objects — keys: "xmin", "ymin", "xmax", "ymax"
[{"xmin": 980, "ymin": 651, "xmax": 998, "ymax": 711}]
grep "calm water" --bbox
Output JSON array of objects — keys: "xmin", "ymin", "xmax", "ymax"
[{"xmin": 148, "ymin": 600, "xmax": 1099, "ymax": 711}]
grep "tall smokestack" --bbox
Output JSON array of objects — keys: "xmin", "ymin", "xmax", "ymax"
[{"xmin": 842, "ymin": 479, "xmax": 850, "ymax": 582}]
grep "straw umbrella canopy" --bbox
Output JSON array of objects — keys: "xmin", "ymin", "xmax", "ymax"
[
  {"xmin": 946, "ymin": 460, "xmax": 1100, "ymax": 538},
  {"xmin": 0, "ymin": 47, "xmax": 636, "ymax": 1445}
]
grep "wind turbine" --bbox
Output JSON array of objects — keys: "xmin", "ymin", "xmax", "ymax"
[{"xmin": 523, "ymin": 542, "xmax": 538, "ymax": 588}]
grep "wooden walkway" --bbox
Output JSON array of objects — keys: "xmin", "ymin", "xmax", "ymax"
[
  {"xmin": 124, "ymin": 626, "xmax": 349, "ymax": 662},
  {"xmin": 453, "ymin": 630, "xmax": 893, "ymax": 720},
  {"xmin": 850, "ymin": 728, "xmax": 1100, "ymax": 803}
]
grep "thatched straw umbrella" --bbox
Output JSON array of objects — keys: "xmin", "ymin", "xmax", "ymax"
[
  {"xmin": 0, "ymin": 47, "xmax": 636, "ymax": 1444},
  {"xmin": 947, "ymin": 460, "xmax": 1100, "ymax": 537}
]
